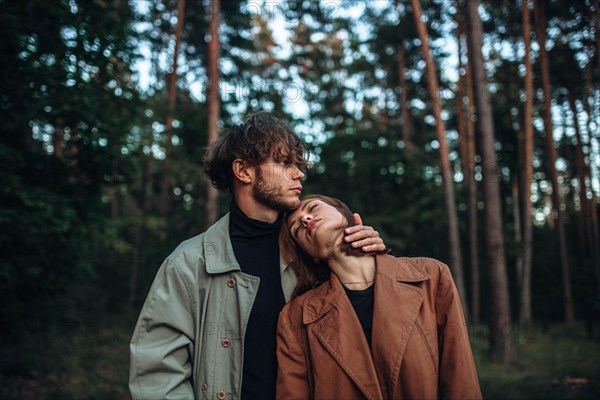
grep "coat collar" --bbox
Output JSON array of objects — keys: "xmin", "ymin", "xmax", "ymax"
[
  {"xmin": 302, "ymin": 254, "xmax": 430, "ymax": 324},
  {"xmin": 203, "ymin": 213, "xmax": 240, "ymax": 274},
  {"xmin": 302, "ymin": 254, "xmax": 430, "ymax": 400},
  {"xmin": 201, "ymin": 212, "xmax": 297, "ymax": 302}
]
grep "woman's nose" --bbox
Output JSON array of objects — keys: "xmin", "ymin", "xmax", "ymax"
[{"xmin": 301, "ymin": 214, "xmax": 312, "ymax": 225}]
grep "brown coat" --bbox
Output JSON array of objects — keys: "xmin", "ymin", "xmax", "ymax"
[{"xmin": 276, "ymin": 255, "xmax": 482, "ymax": 400}]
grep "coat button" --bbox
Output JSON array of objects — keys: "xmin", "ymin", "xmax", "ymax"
[
  {"xmin": 201, "ymin": 383, "xmax": 208, "ymax": 391},
  {"xmin": 216, "ymin": 390, "xmax": 226, "ymax": 399},
  {"xmin": 221, "ymin": 338, "xmax": 231, "ymax": 348},
  {"xmin": 226, "ymin": 278, "xmax": 236, "ymax": 288}
]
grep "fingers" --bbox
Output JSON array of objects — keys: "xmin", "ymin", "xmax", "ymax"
[
  {"xmin": 347, "ymin": 238, "xmax": 385, "ymax": 250},
  {"xmin": 344, "ymin": 214, "xmax": 387, "ymax": 253},
  {"xmin": 344, "ymin": 226, "xmax": 377, "ymax": 242},
  {"xmin": 360, "ymin": 243, "xmax": 388, "ymax": 252}
]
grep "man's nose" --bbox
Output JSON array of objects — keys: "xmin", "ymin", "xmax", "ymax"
[{"xmin": 290, "ymin": 165, "xmax": 305, "ymax": 181}]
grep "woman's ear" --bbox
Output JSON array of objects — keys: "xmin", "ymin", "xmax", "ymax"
[{"xmin": 232, "ymin": 159, "xmax": 254, "ymax": 184}]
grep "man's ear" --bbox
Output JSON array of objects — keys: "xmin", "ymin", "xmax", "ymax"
[{"xmin": 232, "ymin": 159, "xmax": 254, "ymax": 184}]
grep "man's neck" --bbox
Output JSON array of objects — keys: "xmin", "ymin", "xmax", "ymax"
[{"xmin": 234, "ymin": 195, "xmax": 280, "ymax": 224}]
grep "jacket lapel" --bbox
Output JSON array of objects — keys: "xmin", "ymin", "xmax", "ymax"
[
  {"xmin": 371, "ymin": 255, "xmax": 430, "ymax": 399},
  {"xmin": 304, "ymin": 274, "xmax": 384, "ymax": 400},
  {"xmin": 203, "ymin": 213, "xmax": 241, "ymax": 274},
  {"xmin": 202, "ymin": 212, "xmax": 297, "ymax": 302}
]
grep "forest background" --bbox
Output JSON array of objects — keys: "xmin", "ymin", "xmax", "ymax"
[{"xmin": 1, "ymin": 0, "xmax": 599, "ymax": 398}]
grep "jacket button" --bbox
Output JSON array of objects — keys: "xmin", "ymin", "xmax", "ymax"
[
  {"xmin": 216, "ymin": 390, "xmax": 226, "ymax": 399},
  {"xmin": 221, "ymin": 338, "xmax": 231, "ymax": 347},
  {"xmin": 201, "ymin": 383, "xmax": 208, "ymax": 391},
  {"xmin": 226, "ymin": 278, "xmax": 236, "ymax": 288}
]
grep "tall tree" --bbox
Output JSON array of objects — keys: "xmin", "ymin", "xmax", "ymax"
[
  {"xmin": 395, "ymin": 3, "xmax": 414, "ymax": 157},
  {"xmin": 157, "ymin": 0, "xmax": 186, "ymax": 216},
  {"xmin": 464, "ymin": 0, "xmax": 516, "ymax": 362},
  {"xmin": 595, "ymin": 0, "xmax": 600, "ymax": 80},
  {"xmin": 410, "ymin": 0, "xmax": 469, "ymax": 319},
  {"xmin": 534, "ymin": 0, "xmax": 575, "ymax": 323},
  {"xmin": 519, "ymin": 0, "xmax": 535, "ymax": 327},
  {"xmin": 567, "ymin": 76, "xmax": 595, "ymax": 297},
  {"xmin": 205, "ymin": 0, "xmax": 220, "ymax": 227},
  {"xmin": 456, "ymin": 2, "xmax": 480, "ymax": 322},
  {"xmin": 397, "ymin": 41, "xmax": 414, "ymax": 158}
]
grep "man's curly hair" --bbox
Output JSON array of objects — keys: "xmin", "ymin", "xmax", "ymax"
[{"xmin": 203, "ymin": 113, "xmax": 310, "ymax": 191}]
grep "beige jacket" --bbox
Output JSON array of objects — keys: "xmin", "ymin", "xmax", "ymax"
[{"xmin": 130, "ymin": 213, "xmax": 297, "ymax": 400}]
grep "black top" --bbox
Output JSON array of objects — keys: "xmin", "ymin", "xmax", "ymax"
[
  {"xmin": 229, "ymin": 201, "xmax": 285, "ymax": 400},
  {"xmin": 343, "ymin": 283, "xmax": 375, "ymax": 347}
]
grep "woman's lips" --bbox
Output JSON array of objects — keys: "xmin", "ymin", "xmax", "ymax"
[{"xmin": 307, "ymin": 219, "xmax": 319, "ymax": 236}]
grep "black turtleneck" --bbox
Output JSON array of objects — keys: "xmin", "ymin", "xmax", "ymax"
[
  {"xmin": 229, "ymin": 201, "xmax": 285, "ymax": 400},
  {"xmin": 343, "ymin": 284, "xmax": 375, "ymax": 348}
]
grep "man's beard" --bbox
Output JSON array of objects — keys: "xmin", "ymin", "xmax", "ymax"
[{"xmin": 253, "ymin": 168, "xmax": 299, "ymax": 212}]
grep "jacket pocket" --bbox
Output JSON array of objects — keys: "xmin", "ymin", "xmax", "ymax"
[{"xmin": 415, "ymin": 320, "xmax": 438, "ymax": 375}]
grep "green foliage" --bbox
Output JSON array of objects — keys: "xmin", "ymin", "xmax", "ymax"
[
  {"xmin": 473, "ymin": 323, "xmax": 600, "ymax": 399},
  {"xmin": 0, "ymin": 0, "xmax": 599, "ymax": 397},
  {"xmin": 0, "ymin": 142, "xmax": 102, "ymax": 341},
  {"xmin": 305, "ymin": 130, "xmax": 449, "ymax": 260}
]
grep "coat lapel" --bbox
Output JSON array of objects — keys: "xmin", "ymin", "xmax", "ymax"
[
  {"xmin": 371, "ymin": 255, "xmax": 430, "ymax": 399},
  {"xmin": 303, "ymin": 274, "xmax": 384, "ymax": 400}
]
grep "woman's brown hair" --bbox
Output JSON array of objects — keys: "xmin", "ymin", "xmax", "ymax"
[{"xmin": 279, "ymin": 195, "xmax": 388, "ymax": 297}]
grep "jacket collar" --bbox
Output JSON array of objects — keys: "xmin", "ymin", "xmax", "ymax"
[
  {"xmin": 202, "ymin": 212, "xmax": 294, "ymax": 282},
  {"xmin": 302, "ymin": 254, "xmax": 430, "ymax": 324},
  {"xmin": 203, "ymin": 213, "xmax": 241, "ymax": 274},
  {"xmin": 302, "ymin": 254, "xmax": 430, "ymax": 400}
]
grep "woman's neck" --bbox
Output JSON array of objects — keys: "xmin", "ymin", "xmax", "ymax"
[{"xmin": 328, "ymin": 253, "xmax": 376, "ymax": 290}]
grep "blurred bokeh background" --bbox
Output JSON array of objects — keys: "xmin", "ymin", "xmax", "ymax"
[{"xmin": 1, "ymin": 0, "xmax": 599, "ymax": 398}]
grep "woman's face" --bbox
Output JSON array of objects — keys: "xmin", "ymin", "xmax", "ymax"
[{"xmin": 287, "ymin": 198, "xmax": 348, "ymax": 260}]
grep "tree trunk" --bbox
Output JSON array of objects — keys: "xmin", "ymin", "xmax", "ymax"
[
  {"xmin": 518, "ymin": 0, "xmax": 534, "ymax": 328},
  {"xmin": 514, "ymin": 94, "xmax": 524, "ymax": 294},
  {"xmin": 109, "ymin": 158, "xmax": 119, "ymax": 219},
  {"xmin": 52, "ymin": 119, "xmax": 64, "ymax": 159},
  {"xmin": 566, "ymin": 92, "xmax": 589, "ymax": 241},
  {"xmin": 534, "ymin": 0, "xmax": 575, "ymax": 324},
  {"xmin": 567, "ymin": 81, "xmax": 600, "ymax": 296},
  {"xmin": 595, "ymin": 0, "xmax": 600, "ymax": 81},
  {"xmin": 465, "ymin": 0, "xmax": 516, "ymax": 363},
  {"xmin": 456, "ymin": 3, "xmax": 480, "ymax": 322},
  {"xmin": 205, "ymin": 0, "xmax": 221, "ymax": 227},
  {"xmin": 166, "ymin": 0, "xmax": 186, "ymax": 140},
  {"xmin": 158, "ymin": 0, "xmax": 186, "ymax": 217},
  {"xmin": 410, "ymin": 0, "xmax": 469, "ymax": 320},
  {"xmin": 465, "ymin": 55, "xmax": 479, "ymax": 323},
  {"xmin": 129, "ymin": 156, "xmax": 152, "ymax": 316},
  {"xmin": 562, "ymin": 101, "xmax": 588, "ymax": 258},
  {"xmin": 512, "ymin": 178, "xmax": 523, "ymax": 289},
  {"xmin": 581, "ymin": 50, "xmax": 600, "ymax": 301},
  {"xmin": 396, "ymin": 42, "xmax": 414, "ymax": 158}
]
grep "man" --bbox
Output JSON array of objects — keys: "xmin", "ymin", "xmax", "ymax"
[{"xmin": 129, "ymin": 114, "xmax": 385, "ymax": 400}]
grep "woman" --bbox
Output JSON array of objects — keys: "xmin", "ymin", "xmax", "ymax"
[{"xmin": 276, "ymin": 195, "xmax": 482, "ymax": 400}]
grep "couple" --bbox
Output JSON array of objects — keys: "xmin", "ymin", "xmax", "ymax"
[{"xmin": 129, "ymin": 114, "xmax": 482, "ymax": 399}]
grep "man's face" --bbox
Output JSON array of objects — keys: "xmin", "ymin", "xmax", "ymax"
[{"xmin": 253, "ymin": 157, "xmax": 305, "ymax": 212}]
